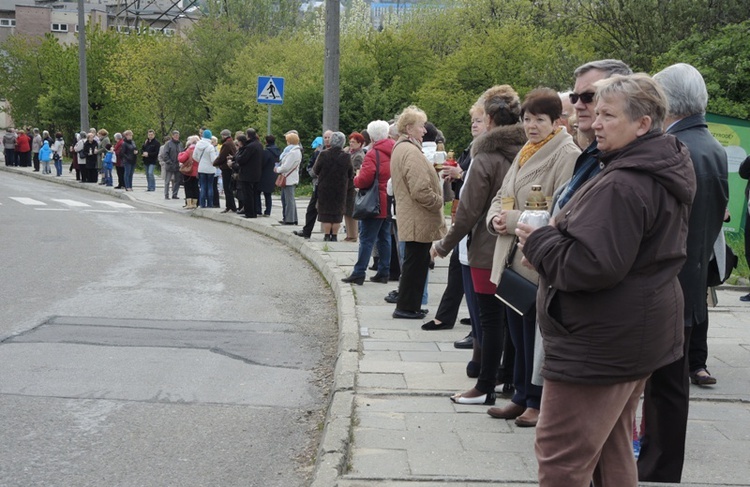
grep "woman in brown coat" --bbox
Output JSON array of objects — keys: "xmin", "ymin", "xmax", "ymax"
[
  {"xmin": 390, "ymin": 105, "xmax": 447, "ymax": 319},
  {"xmin": 313, "ymin": 131, "xmax": 354, "ymax": 241}
]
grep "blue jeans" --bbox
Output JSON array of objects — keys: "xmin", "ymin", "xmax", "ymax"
[
  {"xmin": 198, "ymin": 173, "xmax": 214, "ymax": 208},
  {"xmin": 54, "ymin": 158, "xmax": 62, "ymax": 176},
  {"xmin": 145, "ymin": 163, "xmax": 156, "ymax": 191},
  {"xmin": 124, "ymin": 163, "xmax": 135, "ymax": 189},
  {"xmin": 351, "ymin": 218, "xmax": 392, "ymax": 277},
  {"xmin": 104, "ymin": 168, "xmax": 113, "ymax": 186}
]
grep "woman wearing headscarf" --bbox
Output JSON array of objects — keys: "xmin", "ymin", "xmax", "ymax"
[{"xmin": 313, "ymin": 132, "xmax": 353, "ymax": 241}]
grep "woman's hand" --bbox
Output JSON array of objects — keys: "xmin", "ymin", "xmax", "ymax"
[
  {"xmin": 492, "ymin": 210, "xmax": 509, "ymax": 235},
  {"xmin": 430, "ymin": 244, "xmax": 441, "ymax": 259},
  {"xmin": 440, "ymin": 165, "xmax": 462, "ymax": 180}
]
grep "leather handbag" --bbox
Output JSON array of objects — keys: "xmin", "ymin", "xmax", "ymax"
[
  {"xmin": 352, "ymin": 150, "xmax": 381, "ymax": 220},
  {"xmin": 495, "ymin": 236, "xmax": 537, "ymax": 316},
  {"xmin": 275, "ymin": 162, "xmax": 299, "ymax": 188},
  {"xmin": 179, "ymin": 157, "xmax": 194, "ymax": 176}
]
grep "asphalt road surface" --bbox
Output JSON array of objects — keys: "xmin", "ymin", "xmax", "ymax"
[{"xmin": 0, "ymin": 173, "xmax": 338, "ymax": 486}]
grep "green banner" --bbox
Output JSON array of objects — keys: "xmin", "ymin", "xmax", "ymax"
[{"xmin": 706, "ymin": 113, "xmax": 750, "ymax": 234}]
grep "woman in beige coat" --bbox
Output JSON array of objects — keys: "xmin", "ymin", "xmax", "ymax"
[
  {"xmin": 390, "ymin": 105, "xmax": 447, "ymax": 319},
  {"xmin": 485, "ymin": 88, "xmax": 580, "ymax": 427}
]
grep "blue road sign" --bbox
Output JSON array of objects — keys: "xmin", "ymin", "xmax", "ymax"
[{"xmin": 257, "ymin": 76, "xmax": 284, "ymax": 105}]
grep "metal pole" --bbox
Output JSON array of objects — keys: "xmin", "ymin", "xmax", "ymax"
[
  {"xmin": 267, "ymin": 105, "xmax": 272, "ymax": 136},
  {"xmin": 78, "ymin": 0, "xmax": 89, "ymax": 131},
  {"xmin": 322, "ymin": 0, "xmax": 340, "ymax": 132}
]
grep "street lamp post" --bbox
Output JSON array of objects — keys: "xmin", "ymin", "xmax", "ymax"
[{"xmin": 78, "ymin": 0, "xmax": 89, "ymax": 131}]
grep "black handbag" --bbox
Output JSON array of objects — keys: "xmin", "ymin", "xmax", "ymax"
[
  {"xmin": 495, "ymin": 236, "xmax": 537, "ymax": 316},
  {"xmin": 352, "ymin": 150, "xmax": 380, "ymax": 220}
]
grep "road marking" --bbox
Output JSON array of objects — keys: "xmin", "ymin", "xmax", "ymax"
[
  {"xmin": 83, "ymin": 210, "xmax": 118, "ymax": 213},
  {"xmin": 131, "ymin": 211, "xmax": 163, "ymax": 214},
  {"xmin": 9, "ymin": 197, "xmax": 46, "ymax": 206},
  {"xmin": 94, "ymin": 201, "xmax": 135, "ymax": 209},
  {"xmin": 35, "ymin": 208, "xmax": 70, "ymax": 211},
  {"xmin": 51, "ymin": 199, "xmax": 91, "ymax": 207}
]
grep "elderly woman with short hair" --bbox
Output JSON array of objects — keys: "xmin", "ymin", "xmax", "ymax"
[
  {"xmin": 275, "ymin": 130, "xmax": 302, "ymax": 225},
  {"xmin": 389, "ymin": 106, "xmax": 447, "ymax": 319},
  {"xmin": 342, "ymin": 121, "xmax": 396, "ymax": 284},
  {"xmin": 517, "ymin": 74, "xmax": 696, "ymax": 486},
  {"xmin": 313, "ymin": 131, "xmax": 353, "ymax": 241}
]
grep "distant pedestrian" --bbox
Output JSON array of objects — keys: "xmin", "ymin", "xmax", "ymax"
[
  {"xmin": 52, "ymin": 132, "xmax": 65, "ymax": 176},
  {"xmin": 275, "ymin": 131, "xmax": 302, "ymax": 226},
  {"xmin": 141, "ymin": 129, "xmax": 160, "ymax": 192},
  {"xmin": 258, "ymin": 134, "xmax": 280, "ymax": 216},
  {"xmin": 3, "ymin": 128, "xmax": 16, "ymax": 167},
  {"xmin": 39, "ymin": 140, "xmax": 53, "ymax": 174},
  {"xmin": 163, "ymin": 131, "xmax": 183, "ymax": 199},
  {"xmin": 313, "ymin": 131, "xmax": 354, "ymax": 241}
]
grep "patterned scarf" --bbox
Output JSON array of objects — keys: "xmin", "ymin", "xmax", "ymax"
[{"xmin": 517, "ymin": 128, "xmax": 561, "ymax": 168}]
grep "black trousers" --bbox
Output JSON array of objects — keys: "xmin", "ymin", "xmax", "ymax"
[
  {"xmin": 183, "ymin": 176, "xmax": 199, "ymax": 199},
  {"xmin": 434, "ymin": 249, "xmax": 464, "ymax": 327},
  {"xmin": 637, "ymin": 326, "xmax": 692, "ymax": 483},
  {"xmin": 33, "ymin": 152, "xmax": 40, "ymax": 171},
  {"xmin": 475, "ymin": 293, "xmax": 507, "ymax": 393},
  {"xmin": 240, "ymin": 181, "xmax": 257, "ymax": 218},
  {"xmin": 396, "ymin": 241, "xmax": 431, "ymax": 313},
  {"xmin": 688, "ymin": 318, "xmax": 709, "ymax": 372},
  {"xmin": 116, "ymin": 166, "xmax": 125, "ymax": 188},
  {"xmin": 255, "ymin": 191, "xmax": 272, "ymax": 215},
  {"xmin": 221, "ymin": 167, "xmax": 237, "ymax": 211},
  {"xmin": 301, "ymin": 186, "xmax": 319, "ymax": 235}
]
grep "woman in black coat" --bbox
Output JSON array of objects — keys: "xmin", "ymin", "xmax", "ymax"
[
  {"xmin": 257, "ymin": 135, "xmax": 281, "ymax": 216},
  {"xmin": 313, "ymin": 131, "xmax": 354, "ymax": 241}
]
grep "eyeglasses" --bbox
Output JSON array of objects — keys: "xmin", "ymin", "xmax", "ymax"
[{"xmin": 569, "ymin": 92, "xmax": 595, "ymax": 105}]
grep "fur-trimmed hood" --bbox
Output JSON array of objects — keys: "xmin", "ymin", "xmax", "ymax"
[{"xmin": 471, "ymin": 123, "xmax": 527, "ymax": 161}]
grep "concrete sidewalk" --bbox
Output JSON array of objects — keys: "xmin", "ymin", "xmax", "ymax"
[{"xmin": 3, "ymin": 164, "xmax": 750, "ymax": 486}]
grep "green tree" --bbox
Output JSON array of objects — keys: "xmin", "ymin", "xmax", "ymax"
[{"xmin": 655, "ymin": 20, "xmax": 750, "ymax": 120}]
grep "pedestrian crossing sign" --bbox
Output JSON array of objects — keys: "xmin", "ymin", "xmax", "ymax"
[{"xmin": 257, "ymin": 76, "xmax": 284, "ymax": 105}]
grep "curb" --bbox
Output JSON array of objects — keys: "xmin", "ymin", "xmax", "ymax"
[{"xmin": 1, "ymin": 166, "xmax": 356, "ymax": 486}]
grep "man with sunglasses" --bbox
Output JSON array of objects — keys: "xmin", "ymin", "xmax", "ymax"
[{"xmin": 554, "ymin": 59, "xmax": 633, "ymax": 212}]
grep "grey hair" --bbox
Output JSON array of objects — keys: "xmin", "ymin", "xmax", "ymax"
[
  {"xmin": 574, "ymin": 59, "xmax": 633, "ymax": 79},
  {"xmin": 329, "ymin": 131, "xmax": 346, "ymax": 149},
  {"xmin": 220, "ymin": 129, "xmax": 231, "ymax": 138},
  {"xmin": 595, "ymin": 74, "xmax": 668, "ymax": 133},
  {"xmin": 652, "ymin": 63, "xmax": 708, "ymax": 118},
  {"xmin": 367, "ymin": 120, "xmax": 389, "ymax": 142},
  {"xmin": 114, "ymin": 132, "xmax": 122, "ymax": 140},
  {"xmin": 388, "ymin": 123, "xmax": 399, "ymax": 139}
]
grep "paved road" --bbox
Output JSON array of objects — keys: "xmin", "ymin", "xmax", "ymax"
[{"xmin": 0, "ymin": 173, "xmax": 337, "ymax": 486}]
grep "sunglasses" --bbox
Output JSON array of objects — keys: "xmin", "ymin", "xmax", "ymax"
[{"xmin": 569, "ymin": 92, "xmax": 596, "ymax": 104}]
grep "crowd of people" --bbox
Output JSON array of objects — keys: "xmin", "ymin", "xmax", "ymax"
[{"xmin": 3, "ymin": 57, "xmax": 739, "ymax": 486}]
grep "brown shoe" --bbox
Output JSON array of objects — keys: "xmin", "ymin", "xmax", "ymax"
[
  {"xmin": 514, "ymin": 407, "xmax": 539, "ymax": 427},
  {"xmin": 487, "ymin": 402, "xmax": 525, "ymax": 419}
]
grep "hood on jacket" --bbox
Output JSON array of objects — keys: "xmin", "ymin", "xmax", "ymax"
[
  {"xmin": 372, "ymin": 137, "xmax": 395, "ymax": 158},
  {"xmin": 42, "ymin": 141, "xmax": 49, "ymax": 148},
  {"xmin": 470, "ymin": 123, "xmax": 527, "ymax": 161},
  {"xmin": 599, "ymin": 132, "xmax": 696, "ymax": 206}
]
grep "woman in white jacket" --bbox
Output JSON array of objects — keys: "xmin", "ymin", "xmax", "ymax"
[
  {"xmin": 275, "ymin": 130, "xmax": 302, "ymax": 225},
  {"xmin": 194, "ymin": 129, "xmax": 219, "ymax": 209}
]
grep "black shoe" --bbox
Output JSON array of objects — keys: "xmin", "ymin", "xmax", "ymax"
[
  {"xmin": 341, "ymin": 274, "xmax": 365, "ymax": 285},
  {"xmin": 393, "ymin": 309, "xmax": 427, "ymax": 320},
  {"xmin": 368, "ymin": 257, "xmax": 379, "ymax": 271},
  {"xmin": 369, "ymin": 273, "xmax": 389, "ymax": 284},
  {"xmin": 454, "ymin": 334, "xmax": 473, "ymax": 349},
  {"xmin": 384, "ymin": 294, "xmax": 398, "ymax": 304},
  {"xmin": 460, "ymin": 317, "xmax": 471, "ymax": 326},
  {"xmin": 740, "ymin": 293, "xmax": 750, "ymax": 302},
  {"xmin": 421, "ymin": 320, "xmax": 454, "ymax": 331},
  {"xmin": 172, "ymin": 195, "xmax": 179, "ymax": 199},
  {"xmin": 293, "ymin": 230, "xmax": 310, "ymax": 239},
  {"xmin": 324, "ymin": 234, "xmax": 331, "ymax": 241}
]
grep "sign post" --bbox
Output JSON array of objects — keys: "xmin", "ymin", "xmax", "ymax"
[{"xmin": 257, "ymin": 76, "xmax": 285, "ymax": 135}]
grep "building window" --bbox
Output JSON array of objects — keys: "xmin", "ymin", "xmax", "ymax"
[
  {"xmin": 0, "ymin": 18, "xmax": 16, "ymax": 27},
  {"xmin": 51, "ymin": 23, "xmax": 68, "ymax": 32}
]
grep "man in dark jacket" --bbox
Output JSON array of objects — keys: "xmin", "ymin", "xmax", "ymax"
[
  {"xmin": 238, "ymin": 128, "xmax": 264, "ymax": 218},
  {"xmin": 163, "ymin": 131, "xmax": 183, "ymax": 199},
  {"xmin": 214, "ymin": 129, "xmax": 237, "ymax": 213},
  {"xmin": 638, "ymin": 63, "xmax": 729, "ymax": 483},
  {"xmin": 141, "ymin": 130, "xmax": 161, "ymax": 192},
  {"xmin": 259, "ymin": 135, "xmax": 281, "ymax": 216}
]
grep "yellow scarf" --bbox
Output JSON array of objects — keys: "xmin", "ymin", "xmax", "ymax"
[{"xmin": 517, "ymin": 128, "xmax": 561, "ymax": 168}]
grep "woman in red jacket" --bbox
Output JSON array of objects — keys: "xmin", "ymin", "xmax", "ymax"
[
  {"xmin": 15, "ymin": 129, "xmax": 32, "ymax": 167},
  {"xmin": 178, "ymin": 135, "xmax": 200, "ymax": 209},
  {"xmin": 341, "ymin": 120, "xmax": 395, "ymax": 285}
]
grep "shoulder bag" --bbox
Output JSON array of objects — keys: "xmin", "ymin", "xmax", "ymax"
[
  {"xmin": 495, "ymin": 236, "xmax": 538, "ymax": 316},
  {"xmin": 276, "ymin": 152, "xmax": 299, "ymax": 188},
  {"xmin": 352, "ymin": 150, "xmax": 381, "ymax": 220}
]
